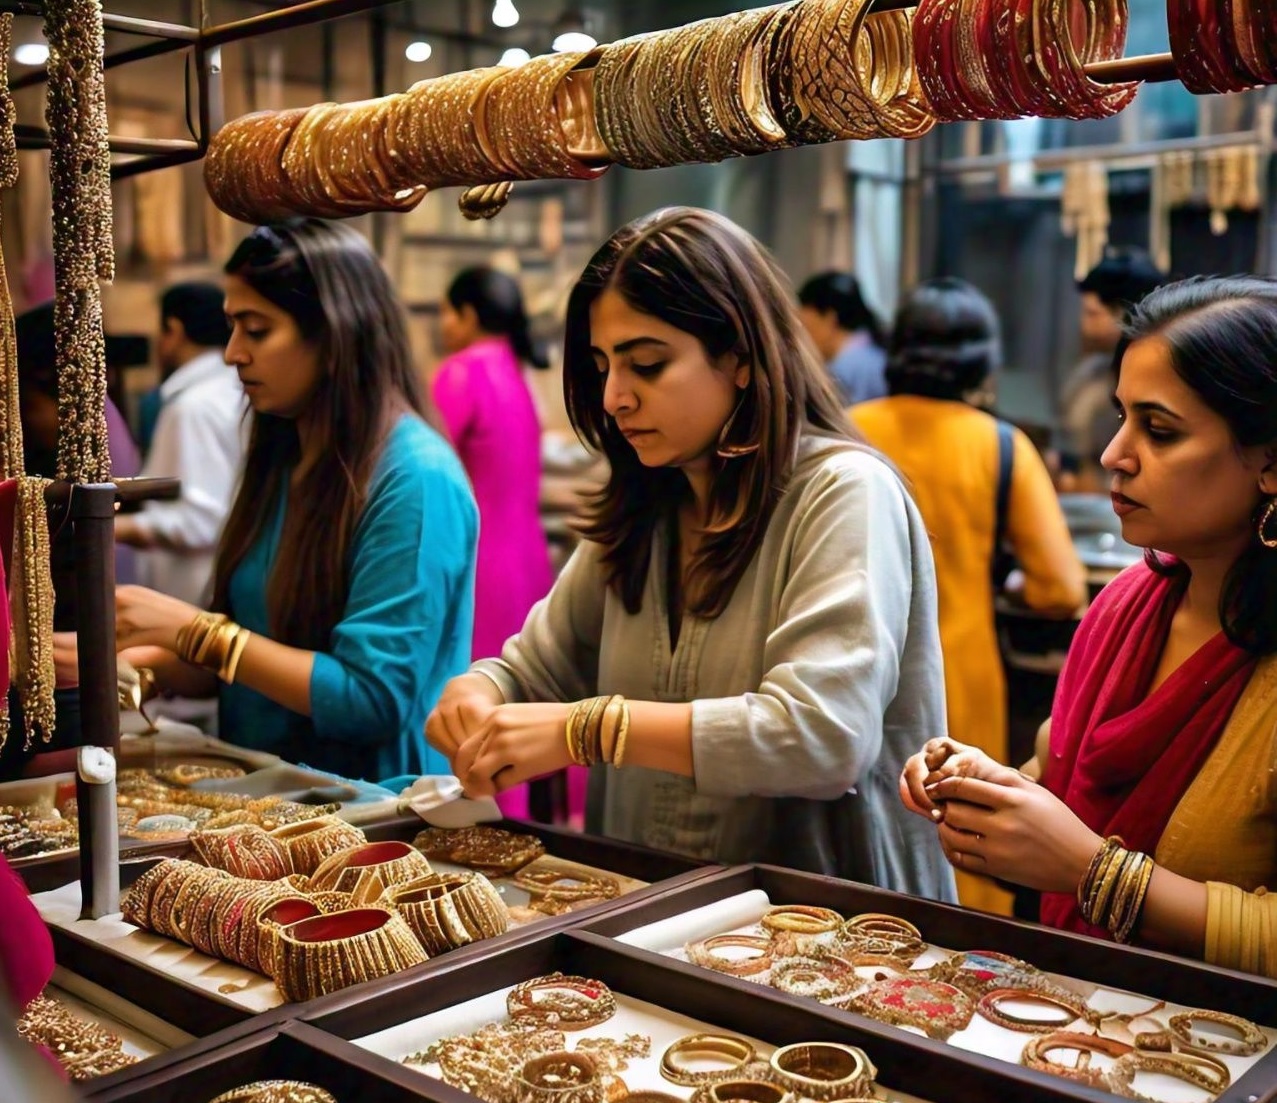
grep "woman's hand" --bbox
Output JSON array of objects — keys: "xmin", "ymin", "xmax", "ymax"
[
  {"xmin": 451, "ymin": 702, "xmax": 574, "ymax": 798},
  {"xmin": 899, "ymin": 738, "xmax": 1032, "ymax": 818},
  {"xmin": 426, "ymin": 674, "xmax": 504, "ymax": 762},
  {"xmin": 927, "ymin": 772, "xmax": 1103, "ymax": 894},
  {"xmin": 115, "ymin": 586, "xmax": 202, "ymax": 653}
]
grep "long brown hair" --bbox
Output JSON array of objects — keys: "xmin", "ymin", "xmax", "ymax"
[
  {"xmin": 564, "ymin": 207, "xmax": 862, "ymax": 616},
  {"xmin": 211, "ymin": 219, "xmax": 435, "ymax": 650}
]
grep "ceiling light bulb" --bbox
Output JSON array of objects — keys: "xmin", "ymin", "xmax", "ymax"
[
  {"xmin": 404, "ymin": 40, "xmax": 433, "ymax": 62},
  {"xmin": 499, "ymin": 47, "xmax": 531, "ymax": 67},
  {"xmin": 492, "ymin": 0, "xmax": 520, "ymax": 29},
  {"xmin": 552, "ymin": 30, "xmax": 595, "ymax": 52},
  {"xmin": 13, "ymin": 43, "xmax": 49, "ymax": 66}
]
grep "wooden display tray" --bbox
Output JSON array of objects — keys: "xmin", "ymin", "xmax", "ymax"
[
  {"xmin": 43, "ymin": 821, "xmax": 716, "ymax": 1040},
  {"xmin": 82, "ymin": 1020, "xmax": 450, "ymax": 1102},
  {"xmin": 575, "ymin": 864, "xmax": 1277, "ymax": 1102},
  {"xmin": 284, "ymin": 929, "xmax": 1112, "ymax": 1103}
]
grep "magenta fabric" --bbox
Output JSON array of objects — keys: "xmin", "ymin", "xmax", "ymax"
[
  {"xmin": 432, "ymin": 339, "xmax": 556, "ymax": 820},
  {"xmin": 0, "ymin": 856, "xmax": 54, "ymax": 1010},
  {"xmin": 1040, "ymin": 562, "xmax": 1256, "ymax": 939}
]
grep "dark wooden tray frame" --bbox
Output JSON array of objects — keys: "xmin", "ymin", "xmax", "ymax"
[
  {"xmin": 572, "ymin": 864, "xmax": 1277, "ymax": 1103},
  {"xmin": 287, "ymin": 928, "xmax": 1119, "ymax": 1103},
  {"xmin": 42, "ymin": 820, "xmax": 716, "ymax": 1039}
]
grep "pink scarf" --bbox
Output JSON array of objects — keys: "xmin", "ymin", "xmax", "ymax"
[{"xmin": 1040, "ymin": 562, "xmax": 1256, "ymax": 938}]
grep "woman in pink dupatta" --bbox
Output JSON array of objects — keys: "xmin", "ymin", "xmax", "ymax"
[
  {"xmin": 902, "ymin": 276, "xmax": 1277, "ymax": 977},
  {"xmin": 433, "ymin": 268, "xmax": 562, "ymax": 820}
]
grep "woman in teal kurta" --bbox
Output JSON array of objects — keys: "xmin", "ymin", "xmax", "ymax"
[{"xmin": 111, "ymin": 220, "xmax": 477, "ymax": 781}]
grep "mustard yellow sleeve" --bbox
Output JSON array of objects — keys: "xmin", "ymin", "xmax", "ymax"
[
  {"xmin": 1005, "ymin": 429, "xmax": 1087, "ymax": 616},
  {"xmin": 1205, "ymin": 882, "xmax": 1277, "ymax": 978}
]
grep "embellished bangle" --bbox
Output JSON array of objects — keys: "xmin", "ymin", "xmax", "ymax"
[
  {"xmin": 691, "ymin": 1081, "xmax": 790, "ymax": 1103},
  {"xmin": 383, "ymin": 870, "xmax": 509, "ymax": 955},
  {"xmin": 769, "ymin": 955, "xmax": 860, "ymax": 1006},
  {"xmin": 685, "ymin": 934, "xmax": 773, "ymax": 977},
  {"xmin": 507, "ymin": 974, "xmax": 617, "ymax": 1030},
  {"xmin": 977, "ymin": 987, "xmax": 1095, "ymax": 1033},
  {"xmin": 271, "ymin": 815, "xmax": 366, "ymax": 877},
  {"xmin": 837, "ymin": 913, "xmax": 925, "ymax": 960},
  {"xmin": 1106, "ymin": 1050, "xmax": 1231, "ymax": 1101},
  {"xmin": 660, "ymin": 1034, "xmax": 757, "ymax": 1086},
  {"xmin": 308, "ymin": 840, "xmax": 433, "ymax": 904},
  {"xmin": 761, "ymin": 905, "xmax": 842, "ymax": 935},
  {"xmin": 1167, "ymin": 1009, "xmax": 1268, "ymax": 1056},
  {"xmin": 207, "ymin": 1082, "xmax": 337, "ymax": 1103},
  {"xmin": 853, "ymin": 977, "xmax": 974, "ymax": 1040},
  {"xmin": 515, "ymin": 1052, "xmax": 604, "ymax": 1103},
  {"xmin": 768, "ymin": 1043, "xmax": 876, "ymax": 1102},
  {"xmin": 926, "ymin": 949, "xmax": 1051, "ymax": 999},
  {"xmin": 1021, "ymin": 1031, "xmax": 1132, "ymax": 1089},
  {"xmin": 272, "ymin": 907, "xmax": 427, "ymax": 1002},
  {"xmin": 413, "ymin": 825, "xmax": 546, "ymax": 876}
]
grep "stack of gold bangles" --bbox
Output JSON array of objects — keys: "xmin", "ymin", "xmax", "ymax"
[
  {"xmin": 208, "ymin": 1080, "xmax": 338, "ymax": 1103},
  {"xmin": 381, "ymin": 870, "xmax": 510, "ymax": 955},
  {"xmin": 176, "ymin": 611, "xmax": 253, "ymax": 685},
  {"xmin": 1076, "ymin": 835, "xmax": 1155, "ymax": 943},
  {"xmin": 564, "ymin": 694, "xmax": 630, "ymax": 767}
]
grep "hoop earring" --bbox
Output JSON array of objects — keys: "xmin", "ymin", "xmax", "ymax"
[
  {"xmin": 716, "ymin": 394, "xmax": 760, "ymax": 460},
  {"xmin": 1259, "ymin": 498, "xmax": 1277, "ymax": 549}
]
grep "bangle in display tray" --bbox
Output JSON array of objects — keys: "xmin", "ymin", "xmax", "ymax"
[
  {"xmin": 976, "ymin": 986, "xmax": 1102, "ymax": 1033},
  {"xmin": 1020, "ymin": 1032, "xmax": 1133, "ymax": 1090},
  {"xmin": 690, "ymin": 1080, "xmax": 791, "ymax": 1103},
  {"xmin": 926, "ymin": 949, "xmax": 1060, "ymax": 999},
  {"xmin": 516, "ymin": 1051, "xmax": 605, "ymax": 1103},
  {"xmin": 273, "ymin": 908, "xmax": 427, "ymax": 1002},
  {"xmin": 207, "ymin": 1083, "xmax": 338, "ymax": 1103},
  {"xmin": 852, "ymin": 977, "xmax": 974, "ymax": 1040},
  {"xmin": 761, "ymin": 905, "xmax": 842, "ymax": 936},
  {"xmin": 769, "ymin": 955, "xmax": 860, "ymax": 1006},
  {"xmin": 413, "ymin": 825, "xmax": 546, "ymax": 876},
  {"xmin": 272, "ymin": 816, "xmax": 367, "ymax": 877},
  {"xmin": 660, "ymin": 1034, "xmax": 758, "ymax": 1086},
  {"xmin": 685, "ymin": 934, "xmax": 773, "ymax": 977},
  {"xmin": 1106, "ymin": 1049, "xmax": 1231, "ymax": 1101},
  {"xmin": 768, "ymin": 1043, "xmax": 877, "ymax": 1102},
  {"xmin": 191, "ymin": 824, "xmax": 292, "ymax": 881},
  {"xmin": 382, "ymin": 870, "xmax": 509, "ymax": 955},
  {"xmin": 508, "ymin": 974, "xmax": 618, "ymax": 1030},
  {"xmin": 836, "ymin": 913, "xmax": 926, "ymax": 962},
  {"xmin": 1165, "ymin": 1009, "xmax": 1269, "ymax": 1056},
  {"xmin": 307, "ymin": 840, "xmax": 433, "ymax": 903}
]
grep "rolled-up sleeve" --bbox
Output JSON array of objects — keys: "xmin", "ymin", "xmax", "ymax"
[
  {"xmin": 472, "ymin": 539, "xmax": 605, "ymax": 704},
  {"xmin": 310, "ymin": 458, "xmax": 477, "ymax": 745},
  {"xmin": 691, "ymin": 456, "xmax": 918, "ymax": 800}
]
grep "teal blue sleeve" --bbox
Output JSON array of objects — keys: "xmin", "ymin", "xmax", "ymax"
[{"xmin": 309, "ymin": 430, "xmax": 477, "ymax": 774}]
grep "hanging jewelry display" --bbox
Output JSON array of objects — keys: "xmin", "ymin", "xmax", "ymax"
[
  {"xmin": 1060, "ymin": 161, "xmax": 1110, "ymax": 280},
  {"xmin": 44, "ymin": 0, "xmax": 114, "ymax": 484},
  {"xmin": 0, "ymin": 13, "xmax": 56, "ymax": 751}
]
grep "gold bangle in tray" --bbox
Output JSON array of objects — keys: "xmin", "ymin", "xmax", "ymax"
[
  {"xmin": 307, "ymin": 839, "xmax": 432, "ymax": 903},
  {"xmin": 1020, "ymin": 1031, "xmax": 1131, "ymax": 1090},
  {"xmin": 837, "ymin": 913, "xmax": 924, "ymax": 954},
  {"xmin": 660, "ymin": 1034, "xmax": 757, "ymax": 1086},
  {"xmin": 1106, "ymin": 1050, "xmax": 1231, "ymax": 1100},
  {"xmin": 1166, "ymin": 1009, "xmax": 1268, "ymax": 1056},
  {"xmin": 768, "ymin": 1043, "xmax": 876, "ymax": 1101},
  {"xmin": 976, "ymin": 987, "xmax": 1096, "ymax": 1033},
  {"xmin": 769, "ymin": 955, "xmax": 860, "ymax": 1006},
  {"xmin": 413, "ymin": 825, "xmax": 546, "ymax": 876},
  {"xmin": 760, "ymin": 905, "xmax": 841, "ymax": 936},
  {"xmin": 507, "ymin": 974, "xmax": 618, "ymax": 1030},
  {"xmin": 383, "ymin": 870, "xmax": 509, "ymax": 955},
  {"xmin": 685, "ymin": 934, "xmax": 773, "ymax": 977},
  {"xmin": 691, "ymin": 1080, "xmax": 790, "ymax": 1103},
  {"xmin": 272, "ymin": 907, "xmax": 427, "ymax": 1002},
  {"xmin": 852, "ymin": 976, "xmax": 974, "ymax": 1041},
  {"xmin": 207, "ymin": 1083, "xmax": 338, "ymax": 1103},
  {"xmin": 515, "ymin": 1051, "xmax": 605, "ymax": 1103},
  {"xmin": 271, "ymin": 815, "xmax": 366, "ymax": 877}
]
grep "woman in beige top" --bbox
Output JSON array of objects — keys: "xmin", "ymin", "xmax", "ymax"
[
  {"xmin": 901, "ymin": 275, "xmax": 1277, "ymax": 976},
  {"xmin": 428, "ymin": 207, "xmax": 954, "ymax": 900}
]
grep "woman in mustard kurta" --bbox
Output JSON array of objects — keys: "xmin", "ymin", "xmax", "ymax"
[
  {"xmin": 853, "ymin": 279, "xmax": 1085, "ymax": 914},
  {"xmin": 902, "ymin": 276, "xmax": 1277, "ymax": 977}
]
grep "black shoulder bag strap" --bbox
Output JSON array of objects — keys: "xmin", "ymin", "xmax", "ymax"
[{"xmin": 993, "ymin": 419, "xmax": 1014, "ymax": 585}]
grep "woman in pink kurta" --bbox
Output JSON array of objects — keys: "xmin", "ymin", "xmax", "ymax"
[{"xmin": 433, "ymin": 268, "xmax": 557, "ymax": 818}]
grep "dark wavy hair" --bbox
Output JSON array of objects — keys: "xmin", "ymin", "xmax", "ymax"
[
  {"xmin": 564, "ymin": 207, "xmax": 861, "ymax": 617},
  {"xmin": 212, "ymin": 219, "xmax": 435, "ymax": 650},
  {"xmin": 1124, "ymin": 275, "xmax": 1277, "ymax": 654},
  {"xmin": 886, "ymin": 277, "xmax": 1001, "ymax": 401},
  {"xmin": 1078, "ymin": 246, "xmax": 1167, "ymax": 312},
  {"xmin": 446, "ymin": 266, "xmax": 548, "ymax": 369},
  {"xmin": 797, "ymin": 271, "xmax": 886, "ymax": 346}
]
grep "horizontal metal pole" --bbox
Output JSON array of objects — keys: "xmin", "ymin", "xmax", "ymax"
[
  {"xmin": 110, "ymin": 145, "xmax": 205, "ymax": 181},
  {"xmin": 1083, "ymin": 51, "xmax": 1178, "ymax": 85},
  {"xmin": 44, "ymin": 476, "xmax": 182, "ymax": 505},
  {"xmin": 100, "ymin": 14, "xmax": 200, "ymax": 40},
  {"xmin": 10, "ymin": 36, "xmax": 194, "ymax": 91},
  {"xmin": 199, "ymin": 0, "xmax": 404, "ymax": 48},
  {"xmin": 15, "ymin": 124, "xmax": 199, "ymax": 156}
]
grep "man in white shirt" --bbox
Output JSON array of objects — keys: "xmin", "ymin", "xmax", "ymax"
[{"xmin": 115, "ymin": 282, "xmax": 243, "ymax": 606}]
